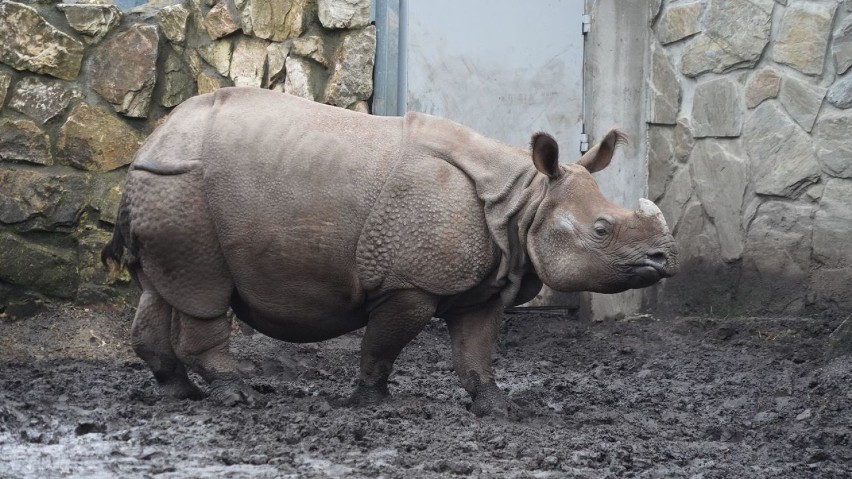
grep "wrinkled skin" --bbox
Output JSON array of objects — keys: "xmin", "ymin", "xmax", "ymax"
[{"xmin": 102, "ymin": 88, "xmax": 678, "ymax": 416}]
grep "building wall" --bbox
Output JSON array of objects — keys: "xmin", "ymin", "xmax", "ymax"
[
  {"xmin": 0, "ymin": 0, "xmax": 375, "ymax": 316},
  {"xmin": 644, "ymin": 0, "xmax": 852, "ymax": 317}
]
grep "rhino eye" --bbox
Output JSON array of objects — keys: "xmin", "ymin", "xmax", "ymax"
[{"xmin": 593, "ymin": 219, "xmax": 612, "ymax": 237}]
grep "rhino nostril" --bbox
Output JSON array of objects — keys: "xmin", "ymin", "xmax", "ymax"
[{"xmin": 647, "ymin": 250, "xmax": 668, "ymax": 265}]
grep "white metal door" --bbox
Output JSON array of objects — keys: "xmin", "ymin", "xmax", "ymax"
[{"xmin": 374, "ymin": 0, "xmax": 586, "ymax": 154}]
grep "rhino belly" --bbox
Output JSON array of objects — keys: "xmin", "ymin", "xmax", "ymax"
[{"xmin": 230, "ymin": 286, "xmax": 368, "ymax": 343}]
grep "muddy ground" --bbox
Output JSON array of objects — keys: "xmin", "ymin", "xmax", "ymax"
[{"xmin": 0, "ymin": 306, "xmax": 850, "ymax": 478}]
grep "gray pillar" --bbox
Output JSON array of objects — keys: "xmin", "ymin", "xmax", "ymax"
[{"xmin": 581, "ymin": 0, "xmax": 652, "ymax": 320}]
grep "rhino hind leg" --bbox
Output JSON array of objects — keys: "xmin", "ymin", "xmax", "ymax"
[
  {"xmin": 347, "ymin": 289, "xmax": 439, "ymax": 407},
  {"xmin": 445, "ymin": 300, "xmax": 510, "ymax": 417},
  {"xmin": 131, "ymin": 286, "xmax": 202, "ymax": 400},
  {"xmin": 170, "ymin": 310, "xmax": 264, "ymax": 407}
]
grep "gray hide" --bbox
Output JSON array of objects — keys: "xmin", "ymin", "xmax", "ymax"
[{"xmin": 103, "ymin": 88, "xmax": 678, "ymax": 415}]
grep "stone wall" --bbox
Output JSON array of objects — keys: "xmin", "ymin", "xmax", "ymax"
[
  {"xmin": 0, "ymin": 0, "xmax": 375, "ymax": 316},
  {"xmin": 646, "ymin": 0, "xmax": 852, "ymax": 317}
]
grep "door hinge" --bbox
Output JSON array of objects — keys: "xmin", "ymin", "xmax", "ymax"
[
  {"xmin": 580, "ymin": 132, "xmax": 589, "ymax": 153},
  {"xmin": 582, "ymin": 14, "xmax": 591, "ymax": 34}
]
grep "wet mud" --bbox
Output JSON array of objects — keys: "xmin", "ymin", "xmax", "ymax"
[{"xmin": 1, "ymin": 307, "xmax": 850, "ymax": 478}]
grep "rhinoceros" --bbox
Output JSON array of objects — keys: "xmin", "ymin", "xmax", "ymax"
[{"xmin": 102, "ymin": 87, "xmax": 678, "ymax": 416}]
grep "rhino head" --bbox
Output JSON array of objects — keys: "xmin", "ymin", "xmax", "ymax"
[{"xmin": 526, "ymin": 129, "xmax": 679, "ymax": 294}]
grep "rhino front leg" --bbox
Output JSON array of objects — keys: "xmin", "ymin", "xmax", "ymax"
[
  {"xmin": 349, "ymin": 290, "xmax": 439, "ymax": 407},
  {"xmin": 445, "ymin": 300, "xmax": 509, "ymax": 417},
  {"xmin": 171, "ymin": 311, "xmax": 262, "ymax": 407},
  {"xmin": 132, "ymin": 288, "xmax": 202, "ymax": 400}
]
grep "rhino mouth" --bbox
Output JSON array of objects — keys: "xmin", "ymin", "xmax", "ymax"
[{"xmin": 626, "ymin": 259, "xmax": 673, "ymax": 288}]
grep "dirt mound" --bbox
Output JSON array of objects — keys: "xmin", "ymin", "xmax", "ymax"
[{"xmin": 1, "ymin": 307, "xmax": 850, "ymax": 477}]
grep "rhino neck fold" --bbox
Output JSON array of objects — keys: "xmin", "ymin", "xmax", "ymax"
[{"xmin": 402, "ymin": 112, "xmax": 546, "ymax": 306}]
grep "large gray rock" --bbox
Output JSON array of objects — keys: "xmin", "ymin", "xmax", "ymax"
[
  {"xmin": 658, "ymin": 166, "xmax": 693, "ymax": 234},
  {"xmin": 204, "ymin": 1, "xmax": 240, "ymax": 39},
  {"xmin": 0, "ymin": 71, "xmax": 11, "ymax": 110},
  {"xmin": 56, "ymin": 4, "xmax": 121, "ymax": 44},
  {"xmin": 197, "ymin": 70, "xmax": 228, "ymax": 95},
  {"xmin": 266, "ymin": 42, "xmax": 289, "ymax": 87},
  {"xmin": 0, "ymin": 168, "xmax": 90, "ymax": 231},
  {"xmin": 834, "ymin": 14, "xmax": 852, "ymax": 75},
  {"xmin": 813, "ymin": 178, "xmax": 852, "ymax": 267},
  {"xmin": 745, "ymin": 67, "xmax": 780, "ymax": 109},
  {"xmin": 739, "ymin": 201, "xmax": 815, "ymax": 314},
  {"xmin": 245, "ymin": 0, "xmax": 312, "ymax": 41},
  {"xmin": 0, "ymin": 231, "xmax": 78, "ymax": 299},
  {"xmin": 284, "ymin": 55, "xmax": 317, "ymax": 100},
  {"xmin": 76, "ymin": 226, "xmax": 122, "ymax": 303},
  {"xmin": 814, "ymin": 110, "xmax": 852, "ymax": 178},
  {"xmin": 691, "ymin": 77, "xmax": 742, "ymax": 137},
  {"xmin": 673, "ymin": 117, "xmax": 695, "ymax": 163},
  {"xmin": 826, "ymin": 73, "xmax": 852, "ymax": 109},
  {"xmin": 0, "ymin": 119, "xmax": 52, "ymax": 166},
  {"xmin": 743, "ymin": 102, "xmax": 820, "ymax": 198},
  {"xmin": 56, "ymin": 103, "xmax": 145, "ymax": 172},
  {"xmin": 323, "ymin": 26, "xmax": 376, "ymax": 108},
  {"xmin": 773, "ymin": 2, "xmax": 838, "ymax": 75},
  {"xmin": 647, "ymin": 43, "xmax": 680, "ymax": 125},
  {"xmin": 291, "ymin": 35, "xmax": 327, "ymax": 66},
  {"xmin": 90, "ymin": 25, "xmax": 159, "ymax": 118},
  {"xmin": 318, "ymin": 0, "xmax": 370, "ymax": 29},
  {"xmin": 230, "ymin": 36, "xmax": 269, "ymax": 88},
  {"xmin": 680, "ymin": 0, "xmax": 773, "ymax": 77},
  {"xmin": 0, "ymin": 2, "xmax": 85, "ymax": 81},
  {"xmin": 811, "ymin": 268, "xmax": 852, "ymax": 315},
  {"xmin": 158, "ymin": 4, "xmax": 191, "ymax": 45},
  {"xmin": 690, "ymin": 140, "xmax": 748, "ymax": 261},
  {"xmin": 8, "ymin": 76, "xmax": 81, "ymax": 124},
  {"xmin": 161, "ymin": 49, "xmax": 196, "ymax": 108},
  {"xmin": 655, "ymin": 1, "xmax": 702, "ymax": 45},
  {"xmin": 184, "ymin": 48, "xmax": 205, "ymax": 78},
  {"xmin": 648, "ymin": 126, "xmax": 675, "ymax": 201},
  {"xmin": 660, "ymin": 198, "xmax": 741, "ymax": 316},
  {"xmin": 778, "ymin": 75, "xmax": 826, "ymax": 132},
  {"xmin": 197, "ymin": 39, "xmax": 233, "ymax": 77},
  {"xmin": 88, "ymin": 171, "xmax": 124, "ymax": 226}
]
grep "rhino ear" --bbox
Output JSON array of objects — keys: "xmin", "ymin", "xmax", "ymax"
[
  {"xmin": 531, "ymin": 132, "xmax": 561, "ymax": 179},
  {"xmin": 577, "ymin": 129, "xmax": 628, "ymax": 173}
]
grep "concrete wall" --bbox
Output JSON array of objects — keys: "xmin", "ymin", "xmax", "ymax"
[{"xmin": 0, "ymin": 0, "xmax": 376, "ymax": 316}]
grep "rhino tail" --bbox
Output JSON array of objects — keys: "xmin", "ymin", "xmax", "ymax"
[
  {"xmin": 101, "ymin": 227, "xmax": 125, "ymax": 275},
  {"xmin": 101, "ymin": 191, "xmax": 132, "ymax": 275}
]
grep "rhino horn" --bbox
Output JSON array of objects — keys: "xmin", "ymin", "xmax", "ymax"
[{"xmin": 637, "ymin": 198, "xmax": 669, "ymax": 233}]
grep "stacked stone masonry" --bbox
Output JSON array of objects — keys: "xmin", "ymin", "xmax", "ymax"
[
  {"xmin": 0, "ymin": 0, "xmax": 375, "ymax": 315},
  {"xmin": 648, "ymin": 0, "xmax": 852, "ymax": 317}
]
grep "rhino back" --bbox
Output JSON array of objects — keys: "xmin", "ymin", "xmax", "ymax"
[{"xmin": 196, "ymin": 89, "xmax": 404, "ymax": 317}]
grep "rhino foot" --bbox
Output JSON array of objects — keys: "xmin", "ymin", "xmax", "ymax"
[
  {"xmin": 470, "ymin": 382, "xmax": 509, "ymax": 418},
  {"xmin": 209, "ymin": 378, "xmax": 266, "ymax": 407},
  {"xmin": 159, "ymin": 378, "xmax": 204, "ymax": 401},
  {"xmin": 344, "ymin": 383, "xmax": 389, "ymax": 408}
]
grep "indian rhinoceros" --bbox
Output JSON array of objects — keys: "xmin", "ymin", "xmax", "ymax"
[{"xmin": 102, "ymin": 87, "xmax": 678, "ymax": 416}]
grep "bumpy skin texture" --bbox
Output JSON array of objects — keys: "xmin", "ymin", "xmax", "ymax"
[{"xmin": 106, "ymin": 88, "xmax": 678, "ymax": 415}]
